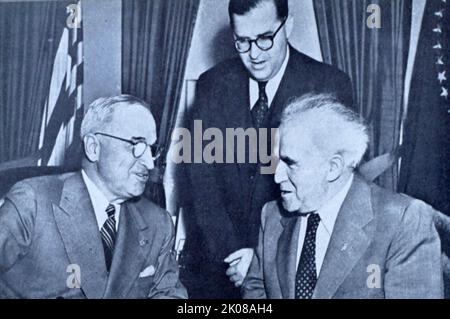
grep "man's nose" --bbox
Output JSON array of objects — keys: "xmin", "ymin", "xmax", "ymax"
[
  {"xmin": 249, "ymin": 42, "xmax": 262, "ymax": 60},
  {"xmin": 274, "ymin": 161, "xmax": 286, "ymax": 184},
  {"xmin": 140, "ymin": 147, "xmax": 155, "ymax": 170}
]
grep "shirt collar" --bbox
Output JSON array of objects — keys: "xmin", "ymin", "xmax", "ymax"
[
  {"xmin": 81, "ymin": 169, "xmax": 121, "ymax": 230},
  {"xmin": 316, "ymin": 174, "xmax": 354, "ymax": 236},
  {"xmin": 249, "ymin": 46, "xmax": 290, "ymax": 107}
]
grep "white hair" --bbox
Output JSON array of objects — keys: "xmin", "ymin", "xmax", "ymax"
[
  {"xmin": 281, "ymin": 93, "xmax": 369, "ymax": 168},
  {"xmin": 80, "ymin": 94, "xmax": 150, "ymax": 139}
]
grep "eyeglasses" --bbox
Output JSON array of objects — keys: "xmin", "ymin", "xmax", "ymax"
[
  {"xmin": 234, "ymin": 17, "xmax": 287, "ymax": 53},
  {"xmin": 94, "ymin": 132, "xmax": 161, "ymax": 160}
]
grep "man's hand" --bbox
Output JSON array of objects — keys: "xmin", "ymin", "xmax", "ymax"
[{"xmin": 224, "ymin": 248, "xmax": 254, "ymax": 287}]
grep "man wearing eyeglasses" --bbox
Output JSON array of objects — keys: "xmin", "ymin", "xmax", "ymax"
[
  {"xmin": 181, "ymin": 0, "xmax": 354, "ymax": 299},
  {"xmin": 0, "ymin": 95, "xmax": 187, "ymax": 298}
]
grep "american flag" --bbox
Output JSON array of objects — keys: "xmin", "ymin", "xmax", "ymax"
[
  {"xmin": 400, "ymin": 0, "xmax": 450, "ymax": 215},
  {"xmin": 37, "ymin": 2, "xmax": 83, "ymax": 167}
]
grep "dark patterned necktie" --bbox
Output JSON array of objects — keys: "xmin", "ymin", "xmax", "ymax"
[
  {"xmin": 295, "ymin": 213, "xmax": 321, "ymax": 299},
  {"xmin": 101, "ymin": 204, "xmax": 116, "ymax": 272},
  {"xmin": 251, "ymin": 81, "xmax": 269, "ymax": 128}
]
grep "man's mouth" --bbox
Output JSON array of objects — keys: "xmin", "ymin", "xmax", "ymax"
[
  {"xmin": 251, "ymin": 60, "xmax": 266, "ymax": 68},
  {"xmin": 134, "ymin": 172, "xmax": 149, "ymax": 182}
]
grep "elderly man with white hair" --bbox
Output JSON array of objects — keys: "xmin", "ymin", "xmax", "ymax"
[
  {"xmin": 0, "ymin": 95, "xmax": 187, "ymax": 298},
  {"xmin": 242, "ymin": 93, "xmax": 443, "ymax": 299}
]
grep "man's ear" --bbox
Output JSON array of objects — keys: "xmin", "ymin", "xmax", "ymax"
[
  {"xmin": 326, "ymin": 153, "xmax": 345, "ymax": 182},
  {"xmin": 83, "ymin": 134, "xmax": 100, "ymax": 162},
  {"xmin": 285, "ymin": 14, "xmax": 294, "ymax": 39}
]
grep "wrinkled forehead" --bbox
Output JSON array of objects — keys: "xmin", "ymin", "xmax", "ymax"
[{"xmin": 107, "ymin": 103, "xmax": 157, "ymax": 142}]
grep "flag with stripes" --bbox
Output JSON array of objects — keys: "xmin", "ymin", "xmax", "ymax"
[{"xmin": 37, "ymin": 2, "xmax": 83, "ymax": 167}]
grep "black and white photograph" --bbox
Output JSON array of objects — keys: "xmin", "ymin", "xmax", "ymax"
[{"xmin": 0, "ymin": 0, "xmax": 449, "ymax": 302}]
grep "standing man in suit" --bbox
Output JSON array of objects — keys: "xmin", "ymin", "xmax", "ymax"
[
  {"xmin": 0, "ymin": 95, "xmax": 187, "ymax": 298},
  {"xmin": 242, "ymin": 93, "xmax": 443, "ymax": 299},
  {"xmin": 180, "ymin": 0, "xmax": 353, "ymax": 298}
]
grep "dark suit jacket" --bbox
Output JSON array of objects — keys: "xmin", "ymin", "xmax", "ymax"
[
  {"xmin": 0, "ymin": 172, "xmax": 187, "ymax": 299},
  {"xmin": 242, "ymin": 175, "xmax": 444, "ymax": 299},
  {"xmin": 180, "ymin": 47, "xmax": 353, "ymax": 298}
]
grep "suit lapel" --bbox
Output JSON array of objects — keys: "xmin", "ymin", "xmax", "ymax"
[
  {"xmin": 313, "ymin": 176, "xmax": 374, "ymax": 299},
  {"xmin": 52, "ymin": 172, "xmax": 108, "ymax": 299},
  {"xmin": 103, "ymin": 201, "xmax": 154, "ymax": 298},
  {"xmin": 277, "ymin": 214, "xmax": 302, "ymax": 299}
]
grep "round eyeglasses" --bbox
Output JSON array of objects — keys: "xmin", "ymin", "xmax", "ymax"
[
  {"xmin": 234, "ymin": 17, "xmax": 287, "ymax": 53},
  {"xmin": 94, "ymin": 132, "xmax": 161, "ymax": 160}
]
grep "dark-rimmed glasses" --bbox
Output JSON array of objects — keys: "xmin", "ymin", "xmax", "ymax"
[
  {"xmin": 94, "ymin": 132, "xmax": 161, "ymax": 160},
  {"xmin": 234, "ymin": 17, "xmax": 287, "ymax": 53}
]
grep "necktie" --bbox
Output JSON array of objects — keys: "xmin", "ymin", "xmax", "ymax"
[
  {"xmin": 295, "ymin": 213, "xmax": 321, "ymax": 299},
  {"xmin": 101, "ymin": 204, "xmax": 116, "ymax": 272},
  {"xmin": 251, "ymin": 81, "xmax": 269, "ymax": 128}
]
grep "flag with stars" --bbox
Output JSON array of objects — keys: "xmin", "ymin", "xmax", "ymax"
[{"xmin": 400, "ymin": 0, "xmax": 450, "ymax": 215}]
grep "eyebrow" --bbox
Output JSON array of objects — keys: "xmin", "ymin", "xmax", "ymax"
[
  {"xmin": 280, "ymin": 155, "xmax": 296, "ymax": 165},
  {"xmin": 259, "ymin": 31, "xmax": 274, "ymax": 37},
  {"xmin": 131, "ymin": 136, "xmax": 147, "ymax": 142}
]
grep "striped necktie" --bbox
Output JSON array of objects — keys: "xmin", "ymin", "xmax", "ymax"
[{"xmin": 101, "ymin": 204, "xmax": 116, "ymax": 272}]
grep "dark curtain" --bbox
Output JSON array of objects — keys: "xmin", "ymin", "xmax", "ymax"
[
  {"xmin": 314, "ymin": 0, "xmax": 411, "ymax": 190},
  {"xmin": 0, "ymin": 1, "xmax": 68, "ymax": 164},
  {"xmin": 399, "ymin": 0, "xmax": 450, "ymax": 216},
  {"xmin": 122, "ymin": 0, "xmax": 200, "ymax": 207}
]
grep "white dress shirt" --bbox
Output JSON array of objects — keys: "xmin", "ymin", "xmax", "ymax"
[
  {"xmin": 249, "ymin": 46, "xmax": 290, "ymax": 109},
  {"xmin": 295, "ymin": 175, "xmax": 354, "ymax": 276},
  {"xmin": 81, "ymin": 170, "xmax": 121, "ymax": 231}
]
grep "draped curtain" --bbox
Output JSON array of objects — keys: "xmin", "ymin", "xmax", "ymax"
[
  {"xmin": 0, "ymin": 1, "xmax": 67, "ymax": 164},
  {"xmin": 314, "ymin": 0, "xmax": 411, "ymax": 190},
  {"xmin": 122, "ymin": 0, "xmax": 200, "ymax": 207}
]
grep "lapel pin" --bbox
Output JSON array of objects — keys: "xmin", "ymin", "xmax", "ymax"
[
  {"xmin": 341, "ymin": 243, "xmax": 348, "ymax": 251},
  {"xmin": 139, "ymin": 239, "xmax": 148, "ymax": 246}
]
